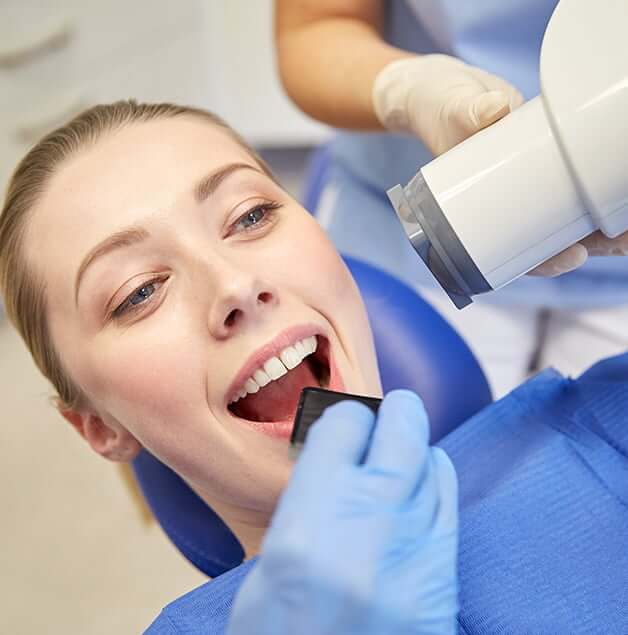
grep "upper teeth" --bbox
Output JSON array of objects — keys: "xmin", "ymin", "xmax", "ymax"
[{"xmin": 230, "ymin": 336, "xmax": 318, "ymax": 404}]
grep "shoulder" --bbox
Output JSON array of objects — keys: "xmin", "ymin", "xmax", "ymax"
[
  {"xmin": 441, "ymin": 350, "xmax": 628, "ymax": 462},
  {"xmin": 441, "ymin": 353, "xmax": 628, "ymax": 633},
  {"xmin": 143, "ymin": 559, "xmax": 257, "ymax": 635}
]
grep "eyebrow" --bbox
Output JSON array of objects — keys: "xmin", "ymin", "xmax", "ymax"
[
  {"xmin": 194, "ymin": 162, "xmax": 263, "ymax": 204},
  {"xmin": 75, "ymin": 227, "xmax": 150, "ymax": 305},
  {"xmin": 74, "ymin": 163, "xmax": 266, "ymax": 305}
]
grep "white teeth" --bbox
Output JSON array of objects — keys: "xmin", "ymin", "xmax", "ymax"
[
  {"xmin": 264, "ymin": 356, "xmax": 288, "ymax": 381},
  {"xmin": 244, "ymin": 378, "xmax": 259, "ymax": 394},
  {"xmin": 304, "ymin": 335, "xmax": 317, "ymax": 355},
  {"xmin": 229, "ymin": 335, "xmax": 321, "ymax": 404},
  {"xmin": 253, "ymin": 369, "xmax": 271, "ymax": 387},
  {"xmin": 280, "ymin": 345, "xmax": 301, "ymax": 370}
]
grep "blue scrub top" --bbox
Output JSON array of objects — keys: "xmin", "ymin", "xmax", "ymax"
[{"xmin": 324, "ymin": 0, "xmax": 628, "ymax": 308}]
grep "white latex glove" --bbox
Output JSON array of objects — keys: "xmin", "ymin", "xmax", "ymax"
[
  {"xmin": 372, "ymin": 54, "xmax": 524, "ymax": 156},
  {"xmin": 373, "ymin": 54, "xmax": 628, "ymax": 277},
  {"xmin": 528, "ymin": 231, "xmax": 628, "ymax": 277}
]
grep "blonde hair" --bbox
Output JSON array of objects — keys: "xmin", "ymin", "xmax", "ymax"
[{"xmin": 0, "ymin": 100, "xmax": 272, "ymax": 411}]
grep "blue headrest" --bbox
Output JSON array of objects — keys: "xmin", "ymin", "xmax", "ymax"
[
  {"xmin": 348, "ymin": 257, "xmax": 491, "ymax": 435},
  {"xmin": 132, "ymin": 256, "xmax": 492, "ymax": 578}
]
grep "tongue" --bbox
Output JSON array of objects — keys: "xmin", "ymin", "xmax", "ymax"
[{"xmin": 236, "ymin": 360, "xmax": 319, "ymax": 422}]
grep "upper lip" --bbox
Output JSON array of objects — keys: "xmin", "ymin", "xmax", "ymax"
[{"xmin": 225, "ymin": 324, "xmax": 325, "ymax": 405}]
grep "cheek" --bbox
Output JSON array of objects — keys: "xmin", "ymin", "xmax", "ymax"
[
  {"xmin": 79, "ymin": 322, "xmax": 209, "ymax": 447},
  {"xmin": 271, "ymin": 215, "xmax": 356, "ymax": 296},
  {"xmin": 290, "ymin": 218, "xmax": 381, "ymax": 388},
  {"xmin": 295, "ymin": 220, "xmax": 366, "ymax": 318},
  {"xmin": 72, "ymin": 321, "xmax": 291, "ymax": 508},
  {"xmin": 268, "ymin": 215, "xmax": 379, "ymax": 379},
  {"xmin": 83, "ymin": 334, "xmax": 293, "ymax": 511}
]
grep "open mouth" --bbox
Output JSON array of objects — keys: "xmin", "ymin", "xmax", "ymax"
[{"xmin": 228, "ymin": 335, "xmax": 331, "ymax": 426}]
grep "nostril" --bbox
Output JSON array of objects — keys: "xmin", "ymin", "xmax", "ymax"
[
  {"xmin": 224, "ymin": 308, "xmax": 241, "ymax": 328},
  {"xmin": 258, "ymin": 292, "xmax": 273, "ymax": 305}
]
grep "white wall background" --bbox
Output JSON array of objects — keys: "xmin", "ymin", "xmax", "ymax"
[{"xmin": 1, "ymin": 0, "xmax": 329, "ymax": 191}]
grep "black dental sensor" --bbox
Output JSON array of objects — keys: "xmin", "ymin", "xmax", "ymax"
[{"xmin": 290, "ymin": 387, "xmax": 382, "ymax": 458}]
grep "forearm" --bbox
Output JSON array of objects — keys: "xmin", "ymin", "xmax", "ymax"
[{"xmin": 275, "ymin": 1, "xmax": 412, "ymax": 129}]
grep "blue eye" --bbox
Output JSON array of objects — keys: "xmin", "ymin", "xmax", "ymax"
[
  {"xmin": 112, "ymin": 279, "xmax": 164, "ymax": 319},
  {"xmin": 239, "ymin": 207, "xmax": 265, "ymax": 229},
  {"xmin": 129, "ymin": 283, "xmax": 156, "ymax": 306},
  {"xmin": 232, "ymin": 202, "xmax": 281, "ymax": 234}
]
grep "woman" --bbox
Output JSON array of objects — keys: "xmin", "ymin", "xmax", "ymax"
[
  {"xmin": 0, "ymin": 100, "xmax": 385, "ymax": 557},
  {"xmin": 1, "ymin": 100, "xmax": 461, "ymax": 634}
]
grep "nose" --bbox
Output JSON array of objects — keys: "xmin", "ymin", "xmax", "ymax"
[{"xmin": 207, "ymin": 268, "xmax": 278, "ymax": 339}]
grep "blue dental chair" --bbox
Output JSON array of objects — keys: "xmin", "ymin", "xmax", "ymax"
[{"xmin": 132, "ymin": 147, "xmax": 492, "ymax": 579}]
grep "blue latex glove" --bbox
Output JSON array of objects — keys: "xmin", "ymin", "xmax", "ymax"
[{"xmin": 227, "ymin": 390, "xmax": 459, "ymax": 635}]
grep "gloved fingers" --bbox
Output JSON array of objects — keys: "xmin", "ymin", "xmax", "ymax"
[
  {"xmin": 580, "ymin": 229, "xmax": 628, "ymax": 256},
  {"xmin": 468, "ymin": 66, "xmax": 525, "ymax": 111},
  {"xmin": 442, "ymin": 86, "xmax": 511, "ymax": 153},
  {"xmin": 429, "ymin": 448, "xmax": 459, "ymax": 534},
  {"xmin": 446, "ymin": 66, "xmax": 523, "ymax": 139},
  {"xmin": 530, "ymin": 231, "xmax": 628, "ymax": 277},
  {"xmin": 400, "ymin": 446, "xmax": 442, "ymax": 534},
  {"xmin": 295, "ymin": 400, "xmax": 376, "ymax": 474},
  {"xmin": 361, "ymin": 390, "xmax": 430, "ymax": 504},
  {"xmin": 469, "ymin": 90, "xmax": 511, "ymax": 129},
  {"xmin": 270, "ymin": 401, "xmax": 376, "ymax": 531},
  {"xmin": 527, "ymin": 243, "xmax": 588, "ymax": 277},
  {"xmin": 397, "ymin": 448, "xmax": 456, "ymax": 540}
]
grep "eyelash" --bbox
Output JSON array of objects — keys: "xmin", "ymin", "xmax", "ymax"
[
  {"xmin": 111, "ymin": 276, "xmax": 168, "ymax": 320},
  {"xmin": 228, "ymin": 200, "xmax": 281, "ymax": 236},
  {"xmin": 110, "ymin": 201, "xmax": 281, "ymax": 320}
]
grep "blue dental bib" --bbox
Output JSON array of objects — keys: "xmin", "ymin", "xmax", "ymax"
[{"xmin": 145, "ymin": 353, "xmax": 628, "ymax": 634}]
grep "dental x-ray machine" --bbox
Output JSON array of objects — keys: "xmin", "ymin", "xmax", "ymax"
[{"xmin": 387, "ymin": 0, "xmax": 628, "ymax": 308}]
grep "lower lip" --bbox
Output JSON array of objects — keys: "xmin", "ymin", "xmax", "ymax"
[{"xmin": 232, "ymin": 347, "xmax": 345, "ymax": 440}]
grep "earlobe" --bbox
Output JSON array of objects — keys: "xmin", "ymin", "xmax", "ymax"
[{"xmin": 60, "ymin": 409, "xmax": 142, "ymax": 462}]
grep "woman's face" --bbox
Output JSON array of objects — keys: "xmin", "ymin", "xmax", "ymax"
[{"xmin": 26, "ymin": 116, "xmax": 380, "ymax": 522}]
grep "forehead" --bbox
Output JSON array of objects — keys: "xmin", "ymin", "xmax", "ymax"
[
  {"xmin": 39, "ymin": 116, "xmax": 253, "ymax": 229},
  {"xmin": 25, "ymin": 117, "xmax": 256, "ymax": 276}
]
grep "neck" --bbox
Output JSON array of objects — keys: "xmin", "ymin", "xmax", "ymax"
[
  {"xmin": 192, "ymin": 486, "xmax": 272, "ymax": 559},
  {"xmin": 221, "ymin": 510, "xmax": 269, "ymax": 558}
]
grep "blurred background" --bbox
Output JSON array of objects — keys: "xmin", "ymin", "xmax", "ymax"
[{"xmin": 0, "ymin": 1, "xmax": 329, "ymax": 633}]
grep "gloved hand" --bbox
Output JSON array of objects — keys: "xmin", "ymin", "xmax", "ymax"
[
  {"xmin": 372, "ymin": 54, "xmax": 524, "ymax": 157},
  {"xmin": 527, "ymin": 230, "xmax": 628, "ymax": 277},
  {"xmin": 373, "ymin": 54, "xmax": 628, "ymax": 277},
  {"xmin": 227, "ymin": 391, "xmax": 459, "ymax": 635}
]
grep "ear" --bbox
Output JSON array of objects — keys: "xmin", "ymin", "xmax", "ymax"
[{"xmin": 60, "ymin": 408, "xmax": 142, "ymax": 463}]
